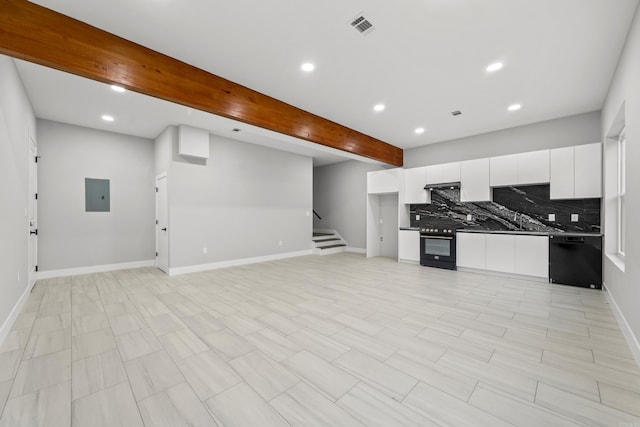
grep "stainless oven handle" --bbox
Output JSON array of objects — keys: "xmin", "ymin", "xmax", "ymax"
[{"xmin": 420, "ymin": 236, "xmax": 453, "ymax": 240}]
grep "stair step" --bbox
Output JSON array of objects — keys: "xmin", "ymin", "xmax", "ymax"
[
  {"xmin": 316, "ymin": 237, "xmax": 340, "ymax": 242},
  {"xmin": 313, "ymin": 232, "xmax": 333, "ymax": 237},
  {"xmin": 320, "ymin": 244, "xmax": 347, "ymax": 250}
]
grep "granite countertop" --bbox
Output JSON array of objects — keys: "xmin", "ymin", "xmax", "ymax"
[
  {"xmin": 457, "ymin": 229, "xmax": 602, "ymax": 237},
  {"xmin": 399, "ymin": 227, "xmax": 420, "ymax": 231}
]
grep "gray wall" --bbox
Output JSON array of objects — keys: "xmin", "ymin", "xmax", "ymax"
[
  {"xmin": 37, "ymin": 120, "xmax": 155, "ymax": 270},
  {"xmin": 313, "ymin": 160, "xmax": 384, "ymax": 250},
  {"xmin": 157, "ymin": 126, "xmax": 313, "ymax": 269},
  {"xmin": 404, "ymin": 111, "xmax": 602, "ymax": 167},
  {"xmin": 601, "ymin": 4, "xmax": 640, "ymax": 356},
  {"xmin": 0, "ymin": 56, "xmax": 36, "ymax": 332}
]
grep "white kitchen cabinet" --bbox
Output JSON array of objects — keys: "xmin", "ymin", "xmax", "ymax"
[
  {"xmin": 403, "ymin": 167, "xmax": 430, "ymax": 204},
  {"xmin": 490, "ymin": 154, "xmax": 518, "ymax": 187},
  {"xmin": 399, "ymin": 230, "xmax": 420, "ymax": 262},
  {"xmin": 574, "ymin": 143, "xmax": 602, "ymax": 198},
  {"xmin": 517, "ymin": 149, "xmax": 550, "ymax": 185},
  {"xmin": 485, "ymin": 234, "xmax": 516, "ymax": 273},
  {"xmin": 426, "ymin": 162, "xmax": 460, "ymax": 184},
  {"xmin": 368, "ymin": 168, "xmax": 400, "ymax": 194},
  {"xmin": 550, "ymin": 143, "xmax": 601, "ymax": 199},
  {"xmin": 550, "ymin": 146, "xmax": 575, "ymax": 199},
  {"xmin": 515, "ymin": 235, "xmax": 549, "ymax": 278},
  {"xmin": 460, "ymin": 158, "xmax": 490, "ymax": 202},
  {"xmin": 456, "ymin": 233, "xmax": 486, "ymax": 269}
]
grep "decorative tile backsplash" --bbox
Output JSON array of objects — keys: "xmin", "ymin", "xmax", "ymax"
[{"xmin": 410, "ymin": 184, "xmax": 600, "ymax": 233}]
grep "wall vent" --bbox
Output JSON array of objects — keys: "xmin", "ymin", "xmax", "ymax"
[
  {"xmin": 350, "ymin": 14, "xmax": 375, "ymax": 35},
  {"xmin": 451, "ymin": 110, "xmax": 462, "ymax": 117}
]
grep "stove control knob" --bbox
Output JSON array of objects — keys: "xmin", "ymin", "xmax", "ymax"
[{"xmin": 434, "ymin": 229, "xmax": 439, "ymax": 233}]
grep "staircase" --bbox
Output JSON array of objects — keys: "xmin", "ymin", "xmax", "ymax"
[{"xmin": 312, "ymin": 230, "xmax": 347, "ymax": 255}]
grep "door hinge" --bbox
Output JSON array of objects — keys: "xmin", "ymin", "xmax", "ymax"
[
  {"xmin": 35, "ymin": 265, "xmax": 38, "ymax": 272},
  {"xmin": 156, "ymin": 220, "xmax": 158, "ymax": 224},
  {"xmin": 155, "ymin": 252, "xmax": 158, "ymax": 257},
  {"xmin": 35, "ymin": 156, "xmax": 40, "ymax": 163},
  {"xmin": 35, "ymin": 193, "xmax": 38, "ymax": 200},
  {"xmin": 155, "ymin": 187, "xmax": 158, "ymax": 192}
]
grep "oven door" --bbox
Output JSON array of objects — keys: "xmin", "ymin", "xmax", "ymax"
[{"xmin": 420, "ymin": 235, "xmax": 456, "ymax": 269}]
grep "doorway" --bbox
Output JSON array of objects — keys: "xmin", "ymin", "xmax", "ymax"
[
  {"xmin": 155, "ymin": 174, "xmax": 169, "ymax": 273},
  {"xmin": 366, "ymin": 193, "xmax": 399, "ymax": 259},
  {"xmin": 28, "ymin": 134, "xmax": 38, "ymax": 285}
]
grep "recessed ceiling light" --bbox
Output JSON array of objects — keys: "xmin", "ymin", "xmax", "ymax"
[
  {"xmin": 373, "ymin": 104, "xmax": 385, "ymax": 112},
  {"xmin": 486, "ymin": 62, "xmax": 504, "ymax": 72},
  {"xmin": 414, "ymin": 127, "xmax": 425, "ymax": 134},
  {"xmin": 301, "ymin": 63, "xmax": 315, "ymax": 72},
  {"xmin": 232, "ymin": 128, "xmax": 241, "ymax": 132},
  {"xmin": 110, "ymin": 85, "xmax": 125, "ymax": 93},
  {"xmin": 101, "ymin": 115, "xmax": 114, "ymax": 122},
  {"xmin": 508, "ymin": 104, "xmax": 522, "ymax": 111}
]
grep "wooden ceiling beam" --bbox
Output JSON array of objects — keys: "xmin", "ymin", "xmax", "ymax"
[{"xmin": 0, "ymin": 0, "xmax": 403, "ymax": 166}]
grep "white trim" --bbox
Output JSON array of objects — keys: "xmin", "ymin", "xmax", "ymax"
[
  {"xmin": 603, "ymin": 283, "xmax": 640, "ymax": 369},
  {"xmin": 346, "ymin": 247, "xmax": 366, "ymax": 254},
  {"xmin": 0, "ymin": 281, "xmax": 34, "ymax": 348},
  {"xmin": 36, "ymin": 260, "xmax": 155, "ymax": 280},
  {"xmin": 606, "ymin": 253, "xmax": 625, "ymax": 273},
  {"xmin": 169, "ymin": 250, "xmax": 312, "ymax": 276}
]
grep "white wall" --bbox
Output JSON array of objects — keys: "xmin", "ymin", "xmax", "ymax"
[
  {"xmin": 0, "ymin": 56, "xmax": 36, "ymax": 336},
  {"xmin": 313, "ymin": 160, "xmax": 384, "ymax": 250},
  {"xmin": 404, "ymin": 111, "xmax": 601, "ymax": 167},
  {"xmin": 37, "ymin": 120, "xmax": 155, "ymax": 271},
  {"xmin": 601, "ymin": 3, "xmax": 640, "ymax": 361},
  {"xmin": 156, "ymin": 126, "xmax": 313, "ymax": 270}
]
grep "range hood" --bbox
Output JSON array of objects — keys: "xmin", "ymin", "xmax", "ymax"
[{"xmin": 424, "ymin": 182, "xmax": 460, "ymax": 191}]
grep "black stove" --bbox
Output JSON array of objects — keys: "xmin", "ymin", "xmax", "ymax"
[{"xmin": 419, "ymin": 228, "xmax": 457, "ymax": 270}]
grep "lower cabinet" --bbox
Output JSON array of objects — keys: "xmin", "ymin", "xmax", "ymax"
[
  {"xmin": 398, "ymin": 230, "xmax": 420, "ymax": 262},
  {"xmin": 457, "ymin": 233, "xmax": 549, "ymax": 279},
  {"xmin": 457, "ymin": 233, "xmax": 487, "ymax": 270}
]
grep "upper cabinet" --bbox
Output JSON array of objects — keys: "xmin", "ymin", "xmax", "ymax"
[
  {"xmin": 367, "ymin": 168, "xmax": 400, "ymax": 194},
  {"xmin": 460, "ymin": 158, "xmax": 490, "ymax": 202},
  {"xmin": 425, "ymin": 162, "xmax": 460, "ymax": 184},
  {"xmin": 490, "ymin": 150, "xmax": 549, "ymax": 187},
  {"xmin": 550, "ymin": 143, "xmax": 601, "ymax": 199},
  {"xmin": 403, "ymin": 166, "xmax": 430, "ymax": 204}
]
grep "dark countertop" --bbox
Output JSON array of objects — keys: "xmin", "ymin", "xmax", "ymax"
[
  {"xmin": 457, "ymin": 229, "xmax": 602, "ymax": 237},
  {"xmin": 399, "ymin": 227, "xmax": 420, "ymax": 231}
]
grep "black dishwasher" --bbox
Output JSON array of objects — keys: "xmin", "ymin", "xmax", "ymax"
[{"xmin": 549, "ymin": 234, "xmax": 602, "ymax": 289}]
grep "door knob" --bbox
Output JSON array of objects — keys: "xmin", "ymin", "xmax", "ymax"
[
  {"xmin": 161, "ymin": 228, "xmax": 167, "ymax": 231},
  {"xmin": 30, "ymin": 229, "xmax": 38, "ymax": 236}
]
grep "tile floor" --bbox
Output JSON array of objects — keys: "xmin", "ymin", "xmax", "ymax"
[{"xmin": 0, "ymin": 253, "xmax": 639, "ymax": 426}]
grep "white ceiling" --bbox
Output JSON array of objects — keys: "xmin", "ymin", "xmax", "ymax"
[{"xmin": 17, "ymin": 0, "xmax": 639, "ymax": 164}]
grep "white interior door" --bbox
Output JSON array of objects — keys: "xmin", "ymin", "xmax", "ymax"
[
  {"xmin": 28, "ymin": 135, "xmax": 38, "ymax": 284},
  {"xmin": 156, "ymin": 175, "xmax": 169, "ymax": 273}
]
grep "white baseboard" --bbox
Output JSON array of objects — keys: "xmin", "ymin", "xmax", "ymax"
[
  {"xmin": 37, "ymin": 260, "xmax": 156, "ymax": 280},
  {"xmin": 0, "ymin": 281, "xmax": 34, "ymax": 349},
  {"xmin": 169, "ymin": 250, "xmax": 312, "ymax": 276},
  {"xmin": 346, "ymin": 247, "xmax": 366, "ymax": 254},
  {"xmin": 603, "ymin": 284, "xmax": 640, "ymax": 368}
]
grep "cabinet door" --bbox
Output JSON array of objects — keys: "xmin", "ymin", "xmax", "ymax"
[
  {"xmin": 550, "ymin": 147, "xmax": 574, "ymax": 199},
  {"xmin": 367, "ymin": 169, "xmax": 399, "ymax": 194},
  {"xmin": 404, "ymin": 167, "xmax": 429, "ymax": 204},
  {"xmin": 441, "ymin": 162, "xmax": 461, "ymax": 182},
  {"xmin": 460, "ymin": 158, "xmax": 490, "ymax": 202},
  {"xmin": 515, "ymin": 235, "xmax": 549, "ymax": 278},
  {"xmin": 574, "ymin": 143, "xmax": 602, "ymax": 198},
  {"xmin": 518, "ymin": 149, "xmax": 550, "ymax": 185},
  {"xmin": 486, "ymin": 234, "xmax": 516, "ymax": 273},
  {"xmin": 456, "ymin": 233, "xmax": 486, "ymax": 269},
  {"xmin": 490, "ymin": 154, "xmax": 518, "ymax": 187},
  {"xmin": 398, "ymin": 230, "xmax": 420, "ymax": 262},
  {"xmin": 425, "ymin": 164, "xmax": 443, "ymax": 185}
]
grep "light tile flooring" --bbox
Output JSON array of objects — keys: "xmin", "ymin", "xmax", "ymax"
[{"xmin": 1, "ymin": 253, "xmax": 639, "ymax": 426}]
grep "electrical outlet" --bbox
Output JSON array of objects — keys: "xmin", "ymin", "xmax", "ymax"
[
  {"xmin": 548, "ymin": 214, "xmax": 556, "ymax": 222},
  {"xmin": 467, "ymin": 214, "xmax": 473, "ymax": 221},
  {"xmin": 416, "ymin": 214, "xmax": 420, "ymax": 221},
  {"xmin": 380, "ymin": 236, "xmax": 384, "ymax": 241},
  {"xmin": 202, "ymin": 247, "xmax": 207, "ymax": 254},
  {"xmin": 305, "ymin": 211, "xmax": 310, "ymax": 217},
  {"xmin": 571, "ymin": 214, "xmax": 579, "ymax": 222},
  {"xmin": 278, "ymin": 240, "xmax": 283, "ymax": 246},
  {"xmin": 17, "ymin": 272, "xmax": 20, "ymax": 281}
]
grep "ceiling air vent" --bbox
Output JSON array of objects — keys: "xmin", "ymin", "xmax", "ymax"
[{"xmin": 350, "ymin": 14, "xmax": 375, "ymax": 35}]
